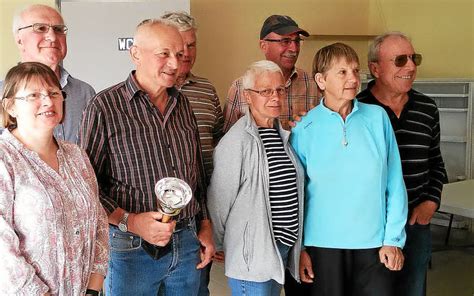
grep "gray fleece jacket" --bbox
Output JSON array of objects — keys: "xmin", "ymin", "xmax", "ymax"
[{"xmin": 207, "ymin": 112, "xmax": 305, "ymax": 285}]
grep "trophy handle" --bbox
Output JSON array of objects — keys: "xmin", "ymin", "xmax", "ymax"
[{"xmin": 162, "ymin": 215, "xmax": 172, "ymax": 223}]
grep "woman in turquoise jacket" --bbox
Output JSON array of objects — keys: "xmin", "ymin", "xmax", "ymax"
[{"xmin": 290, "ymin": 43, "xmax": 408, "ymax": 296}]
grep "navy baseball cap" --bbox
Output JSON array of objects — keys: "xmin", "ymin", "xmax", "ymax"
[{"xmin": 260, "ymin": 15, "xmax": 309, "ymax": 39}]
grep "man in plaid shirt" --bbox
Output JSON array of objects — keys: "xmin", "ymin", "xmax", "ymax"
[{"xmin": 223, "ymin": 15, "xmax": 319, "ymax": 132}]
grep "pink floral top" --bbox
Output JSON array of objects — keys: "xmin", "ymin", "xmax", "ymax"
[{"xmin": 0, "ymin": 130, "xmax": 109, "ymax": 295}]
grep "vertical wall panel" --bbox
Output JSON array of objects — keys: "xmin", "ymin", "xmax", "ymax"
[{"xmin": 61, "ymin": 0, "xmax": 189, "ymax": 92}]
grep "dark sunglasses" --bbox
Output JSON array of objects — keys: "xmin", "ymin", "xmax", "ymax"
[{"xmin": 392, "ymin": 54, "xmax": 422, "ymax": 67}]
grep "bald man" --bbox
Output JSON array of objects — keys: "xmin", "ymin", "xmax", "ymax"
[
  {"xmin": 79, "ymin": 19, "xmax": 214, "ymax": 296},
  {"xmin": 3, "ymin": 4, "xmax": 95, "ymax": 142}
]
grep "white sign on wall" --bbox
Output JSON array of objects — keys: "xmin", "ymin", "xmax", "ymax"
[{"xmin": 61, "ymin": 0, "xmax": 190, "ymax": 92}]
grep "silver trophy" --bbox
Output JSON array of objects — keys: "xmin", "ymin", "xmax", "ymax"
[{"xmin": 154, "ymin": 177, "xmax": 192, "ymax": 222}]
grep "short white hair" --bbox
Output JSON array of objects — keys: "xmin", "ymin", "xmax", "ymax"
[
  {"xmin": 161, "ymin": 11, "xmax": 197, "ymax": 32},
  {"xmin": 242, "ymin": 60, "xmax": 283, "ymax": 89},
  {"xmin": 133, "ymin": 18, "xmax": 179, "ymax": 46},
  {"xmin": 368, "ymin": 31, "xmax": 412, "ymax": 63},
  {"xmin": 12, "ymin": 4, "xmax": 63, "ymax": 35}
]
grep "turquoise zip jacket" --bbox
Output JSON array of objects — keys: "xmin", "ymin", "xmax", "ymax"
[{"xmin": 290, "ymin": 99, "xmax": 408, "ymax": 249}]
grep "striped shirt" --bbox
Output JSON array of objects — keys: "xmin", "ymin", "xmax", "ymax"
[
  {"xmin": 358, "ymin": 81, "xmax": 447, "ymax": 210},
  {"xmin": 259, "ymin": 127, "xmax": 298, "ymax": 247},
  {"xmin": 78, "ymin": 71, "xmax": 207, "ymax": 220},
  {"xmin": 223, "ymin": 67, "xmax": 320, "ymax": 132},
  {"xmin": 178, "ymin": 73, "xmax": 224, "ymax": 183}
]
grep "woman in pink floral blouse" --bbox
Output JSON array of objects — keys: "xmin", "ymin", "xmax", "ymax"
[{"xmin": 0, "ymin": 62, "xmax": 108, "ymax": 296}]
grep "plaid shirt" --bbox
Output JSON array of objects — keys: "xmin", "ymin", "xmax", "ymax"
[
  {"xmin": 79, "ymin": 71, "xmax": 207, "ymax": 220},
  {"xmin": 178, "ymin": 73, "xmax": 224, "ymax": 183},
  {"xmin": 223, "ymin": 67, "xmax": 320, "ymax": 132}
]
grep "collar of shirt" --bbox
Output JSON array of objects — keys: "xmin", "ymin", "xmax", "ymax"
[
  {"xmin": 319, "ymin": 97, "xmax": 360, "ymax": 117},
  {"xmin": 124, "ymin": 71, "xmax": 180, "ymax": 103},
  {"xmin": 285, "ymin": 67, "xmax": 299, "ymax": 88},
  {"xmin": 184, "ymin": 72, "xmax": 198, "ymax": 84},
  {"xmin": 176, "ymin": 72, "xmax": 198, "ymax": 90},
  {"xmin": 2, "ymin": 128, "xmax": 64, "ymax": 160},
  {"xmin": 361, "ymin": 79, "xmax": 415, "ymax": 118},
  {"xmin": 59, "ymin": 66, "xmax": 70, "ymax": 89},
  {"xmin": 243, "ymin": 108, "xmax": 289, "ymax": 144}
]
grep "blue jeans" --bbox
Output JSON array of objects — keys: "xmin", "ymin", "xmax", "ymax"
[
  {"xmin": 197, "ymin": 261, "xmax": 212, "ymax": 296},
  {"xmin": 395, "ymin": 223, "xmax": 431, "ymax": 296},
  {"xmin": 228, "ymin": 241, "xmax": 291, "ymax": 296},
  {"xmin": 105, "ymin": 220, "xmax": 201, "ymax": 296}
]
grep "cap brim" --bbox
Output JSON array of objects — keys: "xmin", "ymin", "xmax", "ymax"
[{"xmin": 274, "ymin": 26, "xmax": 310, "ymax": 37}]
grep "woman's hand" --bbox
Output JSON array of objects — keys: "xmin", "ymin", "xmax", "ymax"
[
  {"xmin": 87, "ymin": 273, "xmax": 104, "ymax": 292},
  {"xmin": 379, "ymin": 245, "xmax": 404, "ymax": 271},
  {"xmin": 299, "ymin": 250, "xmax": 314, "ymax": 283}
]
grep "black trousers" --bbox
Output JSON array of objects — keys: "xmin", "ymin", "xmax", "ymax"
[
  {"xmin": 284, "ymin": 269, "xmax": 312, "ymax": 295},
  {"xmin": 305, "ymin": 247, "xmax": 395, "ymax": 296}
]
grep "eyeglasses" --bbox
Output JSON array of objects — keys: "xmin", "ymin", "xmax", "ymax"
[
  {"xmin": 245, "ymin": 87, "xmax": 287, "ymax": 97},
  {"xmin": 264, "ymin": 37, "xmax": 302, "ymax": 47},
  {"xmin": 18, "ymin": 23, "xmax": 68, "ymax": 35},
  {"xmin": 14, "ymin": 91, "xmax": 66, "ymax": 103},
  {"xmin": 391, "ymin": 54, "xmax": 422, "ymax": 67}
]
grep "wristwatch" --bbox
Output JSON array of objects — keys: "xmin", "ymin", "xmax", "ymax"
[
  {"xmin": 86, "ymin": 289, "xmax": 99, "ymax": 296},
  {"xmin": 118, "ymin": 212, "xmax": 130, "ymax": 232}
]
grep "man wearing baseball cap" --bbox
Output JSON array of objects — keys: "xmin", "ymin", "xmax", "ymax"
[
  {"xmin": 221, "ymin": 14, "xmax": 316, "ymax": 295},
  {"xmin": 222, "ymin": 15, "xmax": 319, "ymax": 132}
]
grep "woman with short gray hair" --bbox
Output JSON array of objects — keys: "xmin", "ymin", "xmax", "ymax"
[
  {"xmin": 292, "ymin": 43, "xmax": 408, "ymax": 296},
  {"xmin": 208, "ymin": 60, "xmax": 305, "ymax": 296}
]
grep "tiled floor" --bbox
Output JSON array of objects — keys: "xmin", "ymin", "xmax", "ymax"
[
  {"xmin": 209, "ymin": 224, "xmax": 474, "ymax": 296},
  {"xmin": 428, "ymin": 224, "xmax": 474, "ymax": 296},
  {"xmin": 209, "ymin": 261, "xmax": 231, "ymax": 295}
]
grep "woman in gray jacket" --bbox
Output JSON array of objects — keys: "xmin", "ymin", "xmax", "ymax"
[{"xmin": 207, "ymin": 60, "xmax": 305, "ymax": 296}]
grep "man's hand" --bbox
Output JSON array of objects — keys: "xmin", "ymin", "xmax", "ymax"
[
  {"xmin": 409, "ymin": 200, "xmax": 438, "ymax": 225},
  {"xmin": 213, "ymin": 251, "xmax": 225, "ymax": 263},
  {"xmin": 196, "ymin": 219, "xmax": 216, "ymax": 269},
  {"xmin": 379, "ymin": 245, "xmax": 404, "ymax": 271},
  {"xmin": 299, "ymin": 250, "xmax": 314, "ymax": 283},
  {"xmin": 288, "ymin": 106, "xmax": 314, "ymax": 128},
  {"xmin": 128, "ymin": 212, "xmax": 176, "ymax": 246}
]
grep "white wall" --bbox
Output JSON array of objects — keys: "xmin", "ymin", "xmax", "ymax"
[{"xmin": 61, "ymin": 0, "xmax": 189, "ymax": 92}]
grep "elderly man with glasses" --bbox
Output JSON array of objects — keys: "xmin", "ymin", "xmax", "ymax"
[
  {"xmin": 1, "ymin": 4, "xmax": 95, "ymax": 142},
  {"xmin": 357, "ymin": 32, "xmax": 447, "ymax": 296},
  {"xmin": 223, "ymin": 15, "xmax": 319, "ymax": 132}
]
